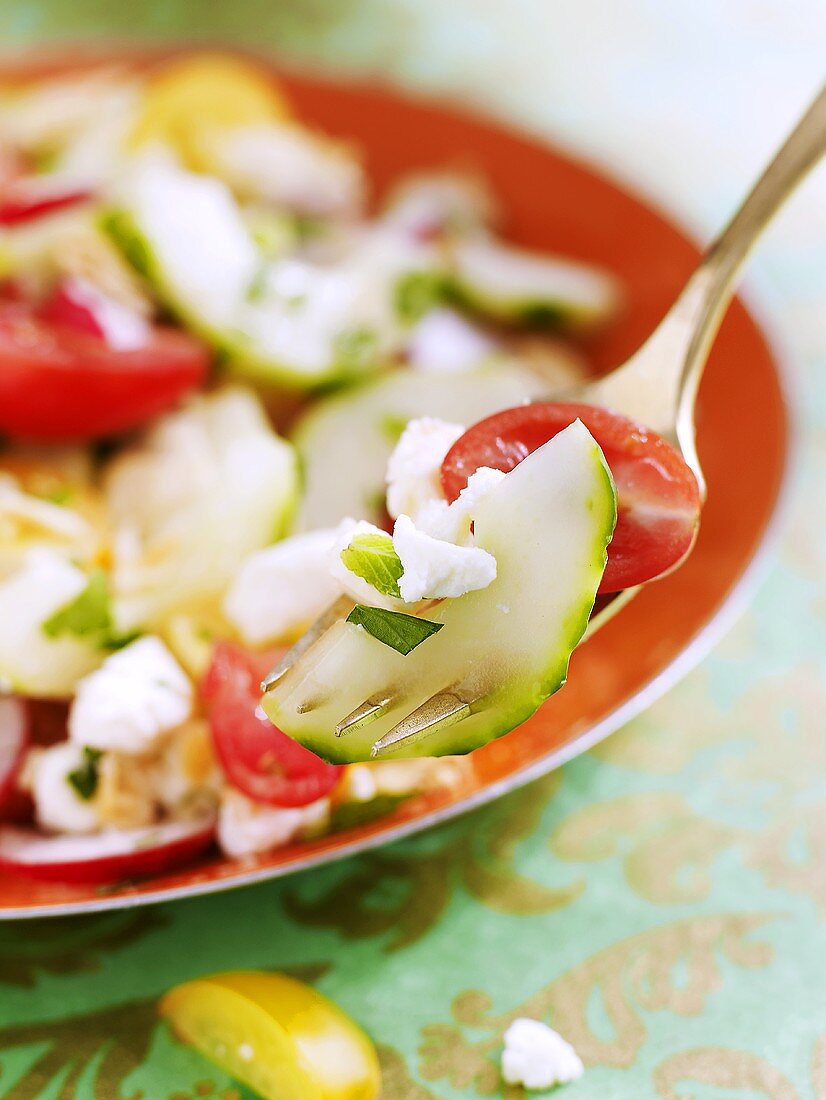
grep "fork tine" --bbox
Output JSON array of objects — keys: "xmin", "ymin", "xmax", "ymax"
[
  {"xmin": 336, "ymin": 692, "xmax": 396, "ymax": 737},
  {"xmin": 371, "ymin": 688, "xmax": 479, "ymax": 757},
  {"xmin": 261, "ymin": 595, "xmax": 354, "ymax": 692}
]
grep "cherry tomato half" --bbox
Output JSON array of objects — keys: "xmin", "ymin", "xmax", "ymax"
[
  {"xmin": 0, "ymin": 300, "xmax": 210, "ymax": 441},
  {"xmin": 203, "ymin": 642, "xmax": 342, "ymax": 808},
  {"xmin": 441, "ymin": 402, "xmax": 701, "ymax": 593}
]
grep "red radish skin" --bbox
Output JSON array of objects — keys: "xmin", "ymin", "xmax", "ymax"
[
  {"xmin": 441, "ymin": 402, "xmax": 702, "ymax": 593},
  {"xmin": 0, "ymin": 817, "xmax": 216, "ymax": 885},
  {"xmin": 0, "ymin": 186, "xmax": 93, "ymax": 226},
  {"xmin": 0, "ymin": 698, "xmax": 29, "ymax": 821}
]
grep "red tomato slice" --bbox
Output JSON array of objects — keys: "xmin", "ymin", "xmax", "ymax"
[
  {"xmin": 441, "ymin": 402, "xmax": 701, "ymax": 593},
  {"xmin": 0, "ymin": 816, "xmax": 216, "ymax": 885},
  {"xmin": 0, "ymin": 185, "xmax": 93, "ymax": 226},
  {"xmin": 203, "ymin": 642, "xmax": 343, "ymax": 808},
  {"xmin": 0, "ymin": 300, "xmax": 210, "ymax": 441}
]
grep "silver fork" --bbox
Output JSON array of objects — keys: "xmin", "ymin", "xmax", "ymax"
[{"xmin": 264, "ymin": 84, "xmax": 826, "ymax": 755}]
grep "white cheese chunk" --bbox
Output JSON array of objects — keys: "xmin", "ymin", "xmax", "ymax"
[
  {"xmin": 385, "ymin": 417, "xmax": 465, "ymax": 522},
  {"xmin": 406, "ymin": 308, "xmax": 497, "ymax": 373},
  {"xmin": 501, "ymin": 1018, "xmax": 584, "ymax": 1090},
  {"xmin": 392, "ymin": 514, "xmax": 496, "ymax": 602},
  {"xmin": 29, "ymin": 742, "xmax": 102, "ymax": 835},
  {"xmin": 224, "ymin": 529, "xmax": 344, "ymax": 645},
  {"xmin": 69, "ymin": 636, "xmax": 193, "ymax": 755},
  {"xmin": 217, "ymin": 790, "xmax": 331, "ymax": 858},
  {"xmin": 415, "ymin": 465, "xmax": 506, "ymax": 544}
]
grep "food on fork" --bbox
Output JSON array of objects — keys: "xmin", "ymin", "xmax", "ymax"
[{"xmin": 0, "ymin": 51, "xmax": 705, "ymax": 884}]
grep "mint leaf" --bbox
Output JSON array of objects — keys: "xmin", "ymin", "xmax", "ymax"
[
  {"xmin": 67, "ymin": 747, "xmax": 103, "ymax": 801},
  {"xmin": 394, "ymin": 270, "xmax": 447, "ymax": 323},
  {"xmin": 43, "ymin": 572, "xmax": 112, "ymax": 641},
  {"xmin": 341, "ymin": 533, "xmax": 404, "ymax": 599},
  {"xmin": 346, "ymin": 605, "xmax": 442, "ymax": 655}
]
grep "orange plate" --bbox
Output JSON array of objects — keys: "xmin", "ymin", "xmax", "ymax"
[{"xmin": 0, "ymin": 49, "xmax": 791, "ymax": 917}]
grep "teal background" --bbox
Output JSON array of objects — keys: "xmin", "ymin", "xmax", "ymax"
[{"xmin": 1, "ymin": 3, "xmax": 825, "ymax": 1097}]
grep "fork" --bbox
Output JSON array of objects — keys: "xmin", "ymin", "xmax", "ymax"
[{"xmin": 264, "ymin": 83, "xmax": 826, "ymax": 756}]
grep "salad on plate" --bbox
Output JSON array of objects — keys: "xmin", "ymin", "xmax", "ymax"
[{"xmin": 0, "ymin": 53, "xmax": 699, "ymax": 886}]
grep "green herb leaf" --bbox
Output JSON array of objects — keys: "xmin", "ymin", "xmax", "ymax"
[
  {"xmin": 42, "ymin": 572, "xmax": 113, "ymax": 641},
  {"xmin": 394, "ymin": 270, "xmax": 447, "ymax": 324},
  {"xmin": 67, "ymin": 747, "xmax": 103, "ymax": 801},
  {"xmin": 346, "ymin": 605, "xmax": 442, "ymax": 655},
  {"xmin": 340, "ymin": 533, "xmax": 404, "ymax": 599}
]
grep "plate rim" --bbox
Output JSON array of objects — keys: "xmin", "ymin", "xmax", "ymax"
[{"xmin": 0, "ymin": 50, "xmax": 796, "ymax": 918}]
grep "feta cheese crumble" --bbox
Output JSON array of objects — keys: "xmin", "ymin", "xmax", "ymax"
[
  {"xmin": 69, "ymin": 636, "xmax": 193, "ymax": 755},
  {"xmin": 217, "ymin": 790, "xmax": 331, "ymax": 858},
  {"xmin": 393, "ymin": 514, "xmax": 496, "ymax": 602},
  {"xmin": 415, "ymin": 465, "xmax": 505, "ymax": 544},
  {"xmin": 224, "ymin": 528, "xmax": 343, "ymax": 644},
  {"xmin": 501, "ymin": 1018, "xmax": 584, "ymax": 1091},
  {"xmin": 385, "ymin": 417, "xmax": 465, "ymax": 522}
]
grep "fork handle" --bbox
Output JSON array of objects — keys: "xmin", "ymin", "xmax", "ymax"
[{"xmin": 592, "ymin": 82, "xmax": 826, "ymax": 491}]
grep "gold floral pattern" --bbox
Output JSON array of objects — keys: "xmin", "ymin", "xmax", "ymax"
[
  {"xmin": 285, "ymin": 775, "xmax": 582, "ymax": 950},
  {"xmin": 550, "ymin": 793, "xmax": 739, "ymax": 904},
  {"xmin": 418, "ymin": 914, "xmax": 776, "ymax": 1093},
  {"xmin": 0, "ymin": 911, "xmax": 167, "ymax": 989},
  {"xmin": 653, "ymin": 1048, "xmax": 798, "ymax": 1100}
]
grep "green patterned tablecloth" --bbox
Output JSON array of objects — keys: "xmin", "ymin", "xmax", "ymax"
[{"xmin": 1, "ymin": 3, "xmax": 825, "ymax": 1097}]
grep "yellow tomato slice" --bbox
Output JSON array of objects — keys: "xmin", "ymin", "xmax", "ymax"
[
  {"xmin": 159, "ymin": 970, "xmax": 381, "ymax": 1100},
  {"xmin": 129, "ymin": 53, "xmax": 290, "ymax": 168}
]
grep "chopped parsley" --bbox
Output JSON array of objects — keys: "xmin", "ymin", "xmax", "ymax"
[
  {"xmin": 67, "ymin": 747, "xmax": 103, "ymax": 801},
  {"xmin": 42, "ymin": 572, "xmax": 113, "ymax": 641}
]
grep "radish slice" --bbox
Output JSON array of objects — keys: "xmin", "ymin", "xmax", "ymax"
[
  {"xmin": 0, "ymin": 697, "xmax": 29, "ymax": 815},
  {"xmin": 0, "ymin": 815, "xmax": 216, "ymax": 884}
]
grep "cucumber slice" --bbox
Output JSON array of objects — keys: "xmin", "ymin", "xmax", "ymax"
[
  {"xmin": 105, "ymin": 386, "xmax": 299, "ymax": 632},
  {"xmin": 263, "ymin": 420, "xmax": 616, "ymax": 761},
  {"xmin": 293, "ymin": 363, "xmax": 548, "ymax": 530},
  {"xmin": 104, "ymin": 163, "xmax": 432, "ymax": 389},
  {"xmin": 0, "ymin": 551, "xmax": 105, "ymax": 697},
  {"xmin": 102, "ymin": 162, "xmax": 256, "ymax": 339},
  {"xmin": 449, "ymin": 238, "xmax": 619, "ymax": 330}
]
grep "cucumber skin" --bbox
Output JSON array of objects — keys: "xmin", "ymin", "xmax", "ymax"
[
  {"xmin": 264, "ymin": 435, "xmax": 617, "ymax": 762},
  {"xmin": 101, "ymin": 208, "xmax": 384, "ymax": 391}
]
